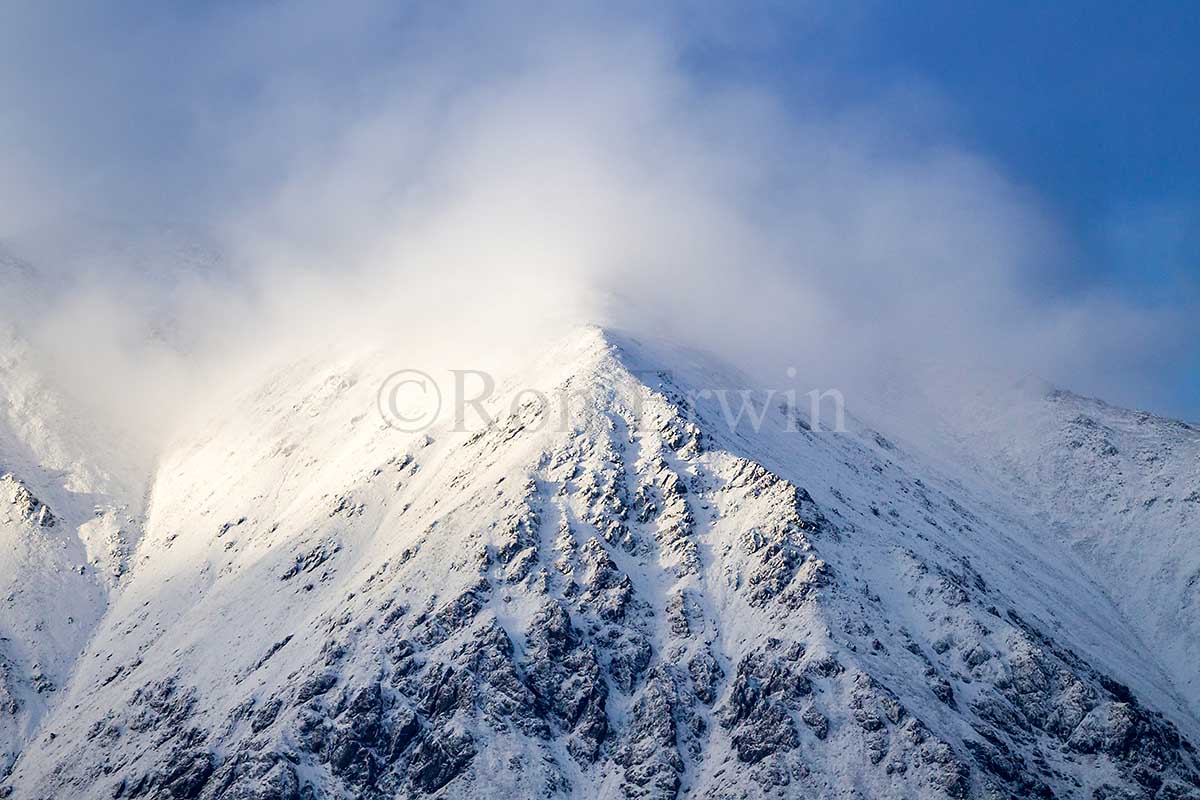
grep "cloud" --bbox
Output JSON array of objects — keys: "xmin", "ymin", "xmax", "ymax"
[{"xmin": 0, "ymin": 0, "xmax": 1195, "ymax": 462}]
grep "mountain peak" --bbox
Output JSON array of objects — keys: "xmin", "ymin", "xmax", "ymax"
[{"xmin": 5, "ymin": 321, "xmax": 1200, "ymax": 799}]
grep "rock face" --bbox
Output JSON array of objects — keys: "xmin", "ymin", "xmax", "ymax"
[
  {"xmin": 1, "ymin": 327, "xmax": 1199, "ymax": 799},
  {"xmin": 0, "ymin": 475, "xmax": 56, "ymax": 529}
]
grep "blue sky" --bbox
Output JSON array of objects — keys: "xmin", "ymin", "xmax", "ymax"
[
  {"xmin": 705, "ymin": 1, "xmax": 1200, "ymax": 416},
  {"xmin": 866, "ymin": 1, "xmax": 1200, "ymax": 416},
  {"xmin": 846, "ymin": 2, "xmax": 1198, "ymax": 280},
  {"xmin": 1, "ymin": 2, "xmax": 1196, "ymax": 419}
]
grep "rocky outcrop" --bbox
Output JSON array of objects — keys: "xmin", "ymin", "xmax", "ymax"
[{"xmin": 0, "ymin": 474, "xmax": 55, "ymax": 528}]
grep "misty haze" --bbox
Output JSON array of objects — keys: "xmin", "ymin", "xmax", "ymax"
[{"xmin": 1, "ymin": 3, "xmax": 1197, "ymax": 799}]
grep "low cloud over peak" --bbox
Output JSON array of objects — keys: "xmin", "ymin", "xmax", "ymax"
[{"xmin": 1, "ymin": 1, "xmax": 1195, "ymax": 456}]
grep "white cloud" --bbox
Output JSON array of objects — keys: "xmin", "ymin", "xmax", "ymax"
[{"xmin": 1, "ymin": 0, "xmax": 1195, "ymax": 455}]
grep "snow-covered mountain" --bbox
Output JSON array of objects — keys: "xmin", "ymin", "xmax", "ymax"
[
  {"xmin": 932, "ymin": 381, "xmax": 1200, "ymax": 723},
  {"xmin": 1, "ymin": 323, "xmax": 1198, "ymax": 800},
  {"xmin": 0, "ymin": 321, "xmax": 147, "ymax": 780}
]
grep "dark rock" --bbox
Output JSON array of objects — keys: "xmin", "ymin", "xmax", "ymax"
[
  {"xmin": 294, "ymin": 671, "xmax": 338, "ymax": 705},
  {"xmin": 407, "ymin": 730, "xmax": 476, "ymax": 793}
]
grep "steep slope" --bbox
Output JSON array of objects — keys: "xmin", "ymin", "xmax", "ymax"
[
  {"xmin": 902, "ymin": 379, "xmax": 1200, "ymax": 719},
  {"xmin": 3, "ymin": 328, "xmax": 1199, "ymax": 799},
  {"xmin": 0, "ymin": 324, "xmax": 146, "ymax": 779},
  {"xmin": 0, "ymin": 229, "xmax": 230, "ymax": 785}
]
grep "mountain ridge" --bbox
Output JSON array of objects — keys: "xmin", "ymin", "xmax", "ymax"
[{"xmin": 0, "ymin": 326, "xmax": 1197, "ymax": 799}]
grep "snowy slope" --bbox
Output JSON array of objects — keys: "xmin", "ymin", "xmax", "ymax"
[
  {"xmin": 2, "ymin": 327, "xmax": 1198, "ymax": 799},
  {"xmin": 935, "ymin": 384, "xmax": 1200, "ymax": 719},
  {"xmin": 993, "ymin": 391, "xmax": 1200, "ymax": 710},
  {"xmin": 0, "ymin": 245, "xmax": 164, "ymax": 780},
  {"xmin": 0, "ymin": 324, "xmax": 146, "ymax": 778}
]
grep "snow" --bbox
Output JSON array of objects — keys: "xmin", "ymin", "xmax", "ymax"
[{"xmin": 0, "ymin": 322, "xmax": 1197, "ymax": 798}]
